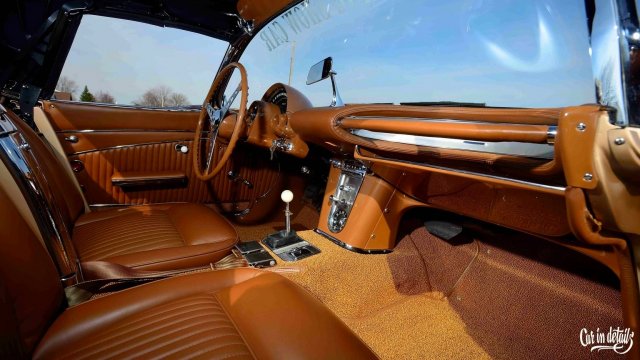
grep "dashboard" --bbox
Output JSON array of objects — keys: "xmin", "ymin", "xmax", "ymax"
[
  {"xmin": 225, "ymin": 81, "xmax": 632, "ymax": 275},
  {"xmin": 238, "ymin": 83, "xmax": 311, "ymax": 158}
]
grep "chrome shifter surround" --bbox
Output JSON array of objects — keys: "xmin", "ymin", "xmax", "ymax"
[{"xmin": 327, "ymin": 159, "xmax": 367, "ymax": 233}]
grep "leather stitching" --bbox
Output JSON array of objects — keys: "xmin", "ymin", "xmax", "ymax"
[{"xmin": 214, "ymin": 292, "xmax": 258, "ymax": 360}]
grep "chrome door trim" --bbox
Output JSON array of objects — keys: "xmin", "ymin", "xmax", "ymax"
[
  {"xmin": 47, "ymin": 99, "xmax": 201, "ymax": 112},
  {"xmin": 71, "ymin": 139, "xmax": 194, "ymax": 155},
  {"xmin": 57, "ymin": 129, "xmax": 196, "ymax": 133}
]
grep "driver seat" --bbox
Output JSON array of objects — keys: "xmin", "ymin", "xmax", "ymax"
[{"xmin": 7, "ymin": 108, "xmax": 238, "ymax": 275}]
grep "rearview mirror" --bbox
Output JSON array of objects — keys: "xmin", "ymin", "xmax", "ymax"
[{"xmin": 306, "ymin": 57, "xmax": 333, "ymax": 85}]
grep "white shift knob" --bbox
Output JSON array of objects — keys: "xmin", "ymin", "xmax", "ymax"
[{"xmin": 281, "ymin": 190, "xmax": 294, "ymax": 203}]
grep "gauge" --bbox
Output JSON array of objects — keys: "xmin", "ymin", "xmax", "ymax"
[{"xmin": 267, "ymin": 87, "xmax": 288, "ymax": 113}]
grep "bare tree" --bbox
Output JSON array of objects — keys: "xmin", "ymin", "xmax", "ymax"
[
  {"xmin": 168, "ymin": 92, "xmax": 189, "ymax": 106},
  {"xmin": 135, "ymin": 86, "xmax": 189, "ymax": 107},
  {"xmin": 56, "ymin": 76, "xmax": 78, "ymax": 95},
  {"xmin": 95, "ymin": 91, "xmax": 116, "ymax": 104}
]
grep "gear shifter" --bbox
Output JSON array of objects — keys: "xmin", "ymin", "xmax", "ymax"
[{"xmin": 262, "ymin": 190, "xmax": 303, "ymax": 250}]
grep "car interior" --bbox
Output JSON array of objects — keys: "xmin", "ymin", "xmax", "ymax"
[{"xmin": 1, "ymin": 0, "xmax": 640, "ymax": 359}]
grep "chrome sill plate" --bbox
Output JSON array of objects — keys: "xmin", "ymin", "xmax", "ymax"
[{"xmin": 352, "ymin": 129, "xmax": 555, "ymax": 159}]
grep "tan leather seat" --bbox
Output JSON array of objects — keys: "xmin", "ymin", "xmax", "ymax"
[
  {"xmin": 34, "ymin": 269, "xmax": 376, "ymax": 359},
  {"xmin": 74, "ymin": 203, "xmax": 237, "ymax": 271},
  {"xmin": 9, "ymin": 109, "xmax": 237, "ymax": 273},
  {"xmin": 0, "ymin": 183, "xmax": 376, "ymax": 359}
]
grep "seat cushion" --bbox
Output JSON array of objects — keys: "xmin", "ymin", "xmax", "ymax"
[
  {"xmin": 33, "ymin": 268, "xmax": 377, "ymax": 359},
  {"xmin": 73, "ymin": 203, "xmax": 238, "ymax": 271}
]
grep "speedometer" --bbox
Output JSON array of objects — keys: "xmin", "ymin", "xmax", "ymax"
[{"xmin": 268, "ymin": 88, "xmax": 288, "ymax": 113}]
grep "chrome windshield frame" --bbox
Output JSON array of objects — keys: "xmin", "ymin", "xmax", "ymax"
[{"xmin": 591, "ymin": 0, "xmax": 640, "ymax": 127}]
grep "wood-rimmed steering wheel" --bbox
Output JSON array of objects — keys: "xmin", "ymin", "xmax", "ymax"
[{"xmin": 193, "ymin": 62, "xmax": 248, "ymax": 181}]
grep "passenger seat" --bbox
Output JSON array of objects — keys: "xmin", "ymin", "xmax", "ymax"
[
  {"xmin": 3, "ymin": 107, "xmax": 238, "ymax": 275},
  {"xmin": 0, "ymin": 173, "xmax": 377, "ymax": 359}
]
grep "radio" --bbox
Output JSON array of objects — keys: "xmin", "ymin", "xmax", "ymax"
[{"xmin": 327, "ymin": 159, "xmax": 367, "ymax": 233}]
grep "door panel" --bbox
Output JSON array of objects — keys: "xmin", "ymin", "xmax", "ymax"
[{"xmin": 42, "ymin": 100, "xmax": 279, "ymax": 207}]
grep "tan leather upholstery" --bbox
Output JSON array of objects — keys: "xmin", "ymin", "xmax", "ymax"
[
  {"xmin": 42, "ymin": 101, "xmax": 280, "ymax": 207},
  {"xmin": 8, "ymin": 109, "xmax": 238, "ymax": 274},
  {"xmin": 0, "ymin": 177, "xmax": 64, "ymax": 356},
  {"xmin": 34, "ymin": 269, "xmax": 376, "ymax": 359},
  {"xmin": 73, "ymin": 204, "xmax": 238, "ymax": 270},
  {"xmin": 0, "ymin": 182, "xmax": 375, "ymax": 359}
]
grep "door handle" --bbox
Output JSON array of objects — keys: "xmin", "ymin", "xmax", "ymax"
[
  {"xmin": 175, "ymin": 144, "xmax": 189, "ymax": 154},
  {"xmin": 64, "ymin": 135, "xmax": 79, "ymax": 143}
]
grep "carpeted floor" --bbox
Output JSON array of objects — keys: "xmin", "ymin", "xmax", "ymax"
[
  {"xmin": 268, "ymin": 230, "xmax": 491, "ymax": 359},
  {"xmin": 263, "ymin": 221, "xmax": 622, "ymax": 359}
]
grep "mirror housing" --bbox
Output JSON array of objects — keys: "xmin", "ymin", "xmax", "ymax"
[
  {"xmin": 306, "ymin": 57, "xmax": 333, "ymax": 85},
  {"xmin": 306, "ymin": 57, "xmax": 344, "ymax": 106}
]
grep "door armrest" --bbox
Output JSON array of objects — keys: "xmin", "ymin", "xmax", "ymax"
[{"xmin": 111, "ymin": 171, "xmax": 187, "ymax": 189}]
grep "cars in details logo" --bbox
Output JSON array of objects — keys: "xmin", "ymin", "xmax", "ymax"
[{"xmin": 580, "ymin": 327, "xmax": 634, "ymax": 354}]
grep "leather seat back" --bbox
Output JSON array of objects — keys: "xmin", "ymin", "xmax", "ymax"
[
  {"xmin": 0, "ymin": 170, "xmax": 64, "ymax": 357},
  {"xmin": 10, "ymin": 113, "xmax": 85, "ymax": 237}
]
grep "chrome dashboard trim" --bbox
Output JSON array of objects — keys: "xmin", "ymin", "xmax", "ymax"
[
  {"xmin": 351, "ymin": 129, "xmax": 555, "ymax": 159},
  {"xmin": 354, "ymin": 146, "xmax": 566, "ymax": 194},
  {"xmin": 546, "ymin": 126, "xmax": 558, "ymax": 145},
  {"xmin": 344, "ymin": 116, "xmax": 534, "ymax": 125},
  {"xmin": 314, "ymin": 228, "xmax": 392, "ymax": 254}
]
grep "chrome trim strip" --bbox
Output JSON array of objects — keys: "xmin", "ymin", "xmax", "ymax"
[
  {"xmin": 89, "ymin": 201, "xmax": 192, "ymax": 208},
  {"xmin": 355, "ymin": 146, "xmax": 566, "ymax": 194},
  {"xmin": 0, "ymin": 134, "xmax": 77, "ymax": 282},
  {"xmin": 352, "ymin": 129, "xmax": 555, "ymax": 159},
  {"xmin": 314, "ymin": 228, "xmax": 392, "ymax": 254},
  {"xmin": 111, "ymin": 176, "xmax": 188, "ymax": 188},
  {"xmin": 0, "ymin": 111, "xmax": 17, "ymax": 135},
  {"xmin": 344, "ymin": 116, "xmax": 534, "ymax": 125},
  {"xmin": 57, "ymin": 129, "xmax": 195, "ymax": 134},
  {"xmin": 546, "ymin": 125, "xmax": 558, "ymax": 145},
  {"xmin": 71, "ymin": 139, "xmax": 193, "ymax": 155},
  {"xmin": 591, "ymin": 0, "xmax": 635, "ymax": 126},
  {"xmin": 47, "ymin": 99, "xmax": 201, "ymax": 112}
]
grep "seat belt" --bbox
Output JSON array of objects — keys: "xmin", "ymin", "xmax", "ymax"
[{"xmin": 33, "ymin": 106, "xmax": 90, "ymax": 212}]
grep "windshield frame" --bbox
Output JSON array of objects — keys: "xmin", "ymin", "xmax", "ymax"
[{"xmin": 217, "ymin": 0, "xmax": 639, "ymax": 128}]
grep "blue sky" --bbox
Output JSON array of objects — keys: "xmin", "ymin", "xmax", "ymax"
[
  {"xmin": 60, "ymin": 16, "xmax": 228, "ymax": 104},
  {"xmin": 61, "ymin": 0, "xmax": 595, "ymax": 108}
]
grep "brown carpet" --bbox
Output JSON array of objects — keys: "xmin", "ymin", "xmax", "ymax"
[
  {"xmin": 270, "ymin": 230, "xmax": 491, "ymax": 359},
  {"xmin": 267, "ymin": 223, "xmax": 622, "ymax": 359}
]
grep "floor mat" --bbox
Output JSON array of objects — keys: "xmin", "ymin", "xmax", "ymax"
[{"xmin": 274, "ymin": 226, "xmax": 622, "ymax": 360}]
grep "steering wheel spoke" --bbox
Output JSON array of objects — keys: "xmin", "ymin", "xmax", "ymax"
[{"xmin": 193, "ymin": 63, "xmax": 248, "ymax": 181}]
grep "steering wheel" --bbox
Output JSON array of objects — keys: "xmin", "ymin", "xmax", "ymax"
[{"xmin": 193, "ymin": 62, "xmax": 248, "ymax": 181}]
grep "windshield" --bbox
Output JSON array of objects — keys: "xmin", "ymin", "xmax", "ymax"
[{"xmin": 240, "ymin": 0, "xmax": 595, "ymax": 108}]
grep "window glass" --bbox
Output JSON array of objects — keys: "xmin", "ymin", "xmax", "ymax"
[
  {"xmin": 240, "ymin": 0, "xmax": 595, "ymax": 108},
  {"xmin": 57, "ymin": 15, "xmax": 228, "ymax": 106}
]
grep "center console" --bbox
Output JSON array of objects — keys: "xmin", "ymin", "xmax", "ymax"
[
  {"xmin": 316, "ymin": 157, "xmax": 422, "ymax": 252},
  {"xmin": 326, "ymin": 159, "xmax": 367, "ymax": 232}
]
